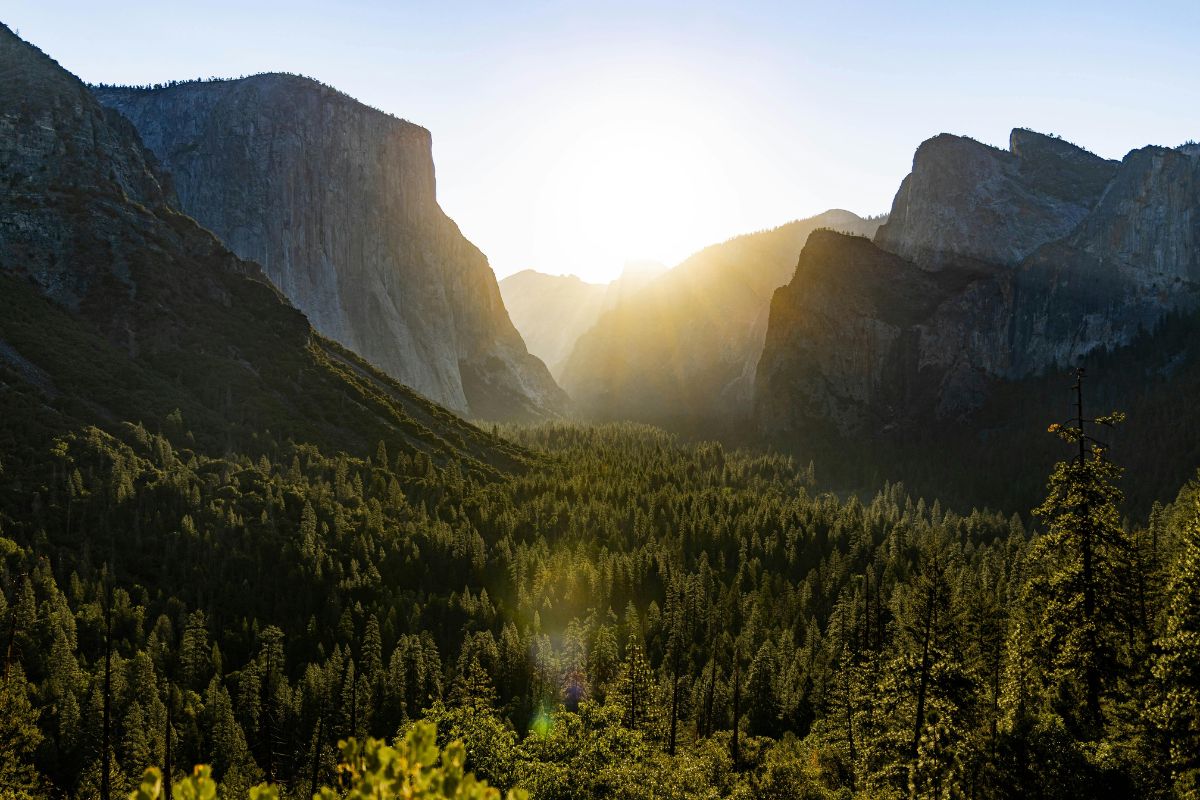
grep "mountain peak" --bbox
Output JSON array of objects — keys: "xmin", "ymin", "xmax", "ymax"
[
  {"xmin": 0, "ymin": 23, "xmax": 521, "ymax": 466},
  {"xmin": 1009, "ymin": 127, "xmax": 1082, "ymax": 155},
  {"xmin": 876, "ymin": 127, "xmax": 1117, "ymax": 267},
  {"xmin": 95, "ymin": 72, "xmax": 430, "ymax": 139}
]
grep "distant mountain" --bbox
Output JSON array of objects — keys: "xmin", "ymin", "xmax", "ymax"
[
  {"xmin": 756, "ymin": 128, "xmax": 1200, "ymax": 511},
  {"xmin": 0, "ymin": 24, "xmax": 523, "ymax": 473},
  {"xmin": 558, "ymin": 210, "xmax": 884, "ymax": 424},
  {"xmin": 94, "ymin": 76, "xmax": 566, "ymax": 421},
  {"xmin": 498, "ymin": 262, "xmax": 664, "ymax": 379}
]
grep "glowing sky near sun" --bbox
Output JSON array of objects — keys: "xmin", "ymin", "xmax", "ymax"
[{"xmin": 8, "ymin": 0, "xmax": 1200, "ymax": 283}]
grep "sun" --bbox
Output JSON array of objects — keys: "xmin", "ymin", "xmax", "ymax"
[{"xmin": 531, "ymin": 106, "xmax": 736, "ymax": 284}]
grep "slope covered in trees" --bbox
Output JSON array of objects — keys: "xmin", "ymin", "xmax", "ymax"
[{"xmin": 1, "ymin": 415, "xmax": 1196, "ymax": 798}]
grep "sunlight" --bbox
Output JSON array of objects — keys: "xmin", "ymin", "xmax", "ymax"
[{"xmin": 531, "ymin": 104, "xmax": 736, "ymax": 283}]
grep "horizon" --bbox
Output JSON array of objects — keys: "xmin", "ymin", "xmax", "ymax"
[{"xmin": 8, "ymin": 0, "xmax": 1199, "ymax": 283}]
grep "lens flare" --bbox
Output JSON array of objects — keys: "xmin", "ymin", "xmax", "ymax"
[{"xmin": 529, "ymin": 706, "xmax": 555, "ymax": 737}]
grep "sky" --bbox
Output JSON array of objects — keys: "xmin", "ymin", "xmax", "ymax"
[{"xmin": 7, "ymin": 1, "xmax": 1200, "ymax": 283}]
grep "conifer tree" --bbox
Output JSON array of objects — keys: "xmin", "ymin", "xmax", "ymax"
[
  {"xmin": 1033, "ymin": 373, "xmax": 1128, "ymax": 735},
  {"xmin": 615, "ymin": 633, "xmax": 654, "ymax": 732},
  {"xmin": 746, "ymin": 640, "xmax": 781, "ymax": 738},
  {"xmin": 1154, "ymin": 499, "xmax": 1200, "ymax": 798},
  {"xmin": 0, "ymin": 664, "xmax": 43, "ymax": 797}
]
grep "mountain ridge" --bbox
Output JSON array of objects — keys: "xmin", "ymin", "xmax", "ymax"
[
  {"xmin": 498, "ymin": 263, "xmax": 663, "ymax": 380},
  {"xmin": 554, "ymin": 209, "xmax": 885, "ymax": 424},
  {"xmin": 755, "ymin": 126, "xmax": 1200, "ymax": 510}
]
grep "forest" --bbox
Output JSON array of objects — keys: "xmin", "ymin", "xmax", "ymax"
[{"xmin": 1, "ymin": 399, "xmax": 1198, "ymax": 799}]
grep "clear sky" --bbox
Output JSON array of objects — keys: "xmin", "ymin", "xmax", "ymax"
[{"xmin": 7, "ymin": 1, "xmax": 1199, "ymax": 283}]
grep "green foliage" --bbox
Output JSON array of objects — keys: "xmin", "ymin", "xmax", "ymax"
[
  {"xmin": 0, "ymin": 405, "xmax": 1192, "ymax": 798},
  {"xmin": 1154, "ymin": 495, "xmax": 1200, "ymax": 798},
  {"xmin": 316, "ymin": 725, "xmax": 525, "ymax": 800},
  {"xmin": 1031, "ymin": 429, "xmax": 1128, "ymax": 735},
  {"xmin": 124, "ymin": 724, "xmax": 521, "ymax": 800},
  {"xmin": 0, "ymin": 665, "xmax": 45, "ymax": 797}
]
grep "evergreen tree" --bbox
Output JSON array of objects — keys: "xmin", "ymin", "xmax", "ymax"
[
  {"xmin": 614, "ymin": 633, "xmax": 655, "ymax": 732},
  {"xmin": 1033, "ymin": 382, "xmax": 1128, "ymax": 736},
  {"xmin": 1154, "ymin": 498, "xmax": 1200, "ymax": 798},
  {"xmin": 746, "ymin": 640, "xmax": 781, "ymax": 738},
  {"xmin": 0, "ymin": 664, "xmax": 44, "ymax": 797}
]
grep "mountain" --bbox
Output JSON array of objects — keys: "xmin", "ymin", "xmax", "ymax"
[
  {"xmin": 0, "ymin": 23, "xmax": 524, "ymax": 474},
  {"xmin": 874, "ymin": 129, "xmax": 1118, "ymax": 267},
  {"xmin": 756, "ymin": 128, "xmax": 1200, "ymax": 510},
  {"xmin": 93, "ymin": 76, "xmax": 566, "ymax": 421},
  {"xmin": 557, "ymin": 210, "xmax": 884, "ymax": 425},
  {"xmin": 755, "ymin": 230, "xmax": 999, "ymax": 434},
  {"xmin": 498, "ymin": 262, "xmax": 664, "ymax": 379}
]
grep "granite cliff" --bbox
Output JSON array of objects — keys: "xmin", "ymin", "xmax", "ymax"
[
  {"xmin": 755, "ymin": 128, "xmax": 1200, "ymax": 509},
  {"xmin": 754, "ymin": 231, "xmax": 1003, "ymax": 434},
  {"xmin": 95, "ymin": 76, "xmax": 566, "ymax": 421},
  {"xmin": 0, "ymin": 23, "xmax": 525, "ymax": 468},
  {"xmin": 874, "ymin": 129, "xmax": 1118, "ymax": 268}
]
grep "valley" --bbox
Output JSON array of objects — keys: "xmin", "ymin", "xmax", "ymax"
[{"xmin": 1, "ymin": 14, "xmax": 1198, "ymax": 800}]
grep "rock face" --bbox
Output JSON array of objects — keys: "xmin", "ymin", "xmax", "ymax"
[
  {"xmin": 0, "ymin": 23, "xmax": 525, "ymax": 468},
  {"xmin": 756, "ymin": 129, "xmax": 1200, "ymax": 438},
  {"xmin": 95, "ymin": 77, "xmax": 566, "ymax": 421},
  {"xmin": 755, "ymin": 231, "xmax": 1007, "ymax": 434},
  {"xmin": 558, "ymin": 210, "xmax": 884, "ymax": 424},
  {"xmin": 875, "ymin": 129, "xmax": 1117, "ymax": 267},
  {"xmin": 1011, "ymin": 144, "xmax": 1200, "ymax": 373},
  {"xmin": 0, "ymin": 28, "xmax": 179, "ymax": 308}
]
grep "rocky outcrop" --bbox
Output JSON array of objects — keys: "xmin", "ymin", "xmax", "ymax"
[
  {"xmin": 874, "ymin": 129, "xmax": 1117, "ymax": 268},
  {"xmin": 95, "ymin": 76, "xmax": 566, "ymax": 421},
  {"xmin": 558, "ymin": 210, "xmax": 884, "ymax": 424},
  {"xmin": 756, "ymin": 129, "xmax": 1200, "ymax": 438}
]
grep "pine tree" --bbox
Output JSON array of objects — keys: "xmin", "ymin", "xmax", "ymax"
[
  {"xmin": 0, "ymin": 664, "xmax": 44, "ymax": 797},
  {"xmin": 615, "ymin": 633, "xmax": 655, "ymax": 732},
  {"xmin": 587, "ymin": 624, "xmax": 619, "ymax": 702},
  {"xmin": 120, "ymin": 699, "xmax": 152, "ymax": 786},
  {"xmin": 179, "ymin": 611, "xmax": 211, "ymax": 692},
  {"xmin": 746, "ymin": 640, "xmax": 781, "ymax": 738},
  {"xmin": 1153, "ymin": 499, "xmax": 1200, "ymax": 798},
  {"xmin": 1033, "ymin": 372, "xmax": 1127, "ymax": 735},
  {"xmin": 450, "ymin": 657, "xmax": 499, "ymax": 714},
  {"xmin": 731, "ymin": 641, "xmax": 744, "ymax": 770}
]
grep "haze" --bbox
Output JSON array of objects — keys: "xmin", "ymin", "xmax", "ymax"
[{"xmin": 10, "ymin": 0, "xmax": 1198, "ymax": 283}]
